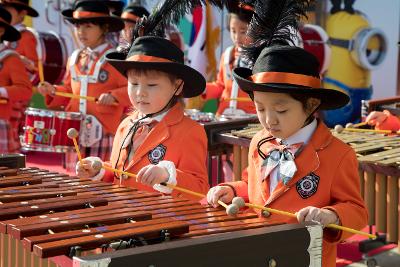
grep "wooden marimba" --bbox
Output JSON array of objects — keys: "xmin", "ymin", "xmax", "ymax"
[
  {"xmin": 217, "ymin": 124, "xmax": 400, "ymax": 248},
  {"xmin": 0, "ymin": 166, "xmax": 323, "ymax": 267}
]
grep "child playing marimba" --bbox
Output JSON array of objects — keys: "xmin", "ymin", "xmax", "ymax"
[
  {"xmin": 75, "ymin": 36, "xmax": 209, "ymax": 200},
  {"xmin": 206, "ymin": 1, "xmax": 368, "ymax": 266},
  {"xmin": 202, "ymin": 0, "xmax": 255, "ymax": 116},
  {"xmin": 0, "ymin": 5, "xmax": 31, "ymax": 153},
  {"xmin": 366, "ymin": 110, "xmax": 400, "ymax": 131},
  {"xmin": 37, "ymin": 0, "xmax": 130, "ymax": 161}
]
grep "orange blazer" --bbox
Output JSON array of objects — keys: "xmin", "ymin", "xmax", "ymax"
[
  {"xmin": 0, "ymin": 50, "xmax": 32, "ymax": 120},
  {"xmin": 11, "ymin": 27, "xmax": 38, "ymax": 67},
  {"xmin": 102, "ymin": 103, "xmax": 209, "ymax": 200},
  {"xmin": 228, "ymin": 121, "xmax": 368, "ymax": 267},
  {"xmin": 204, "ymin": 46, "xmax": 255, "ymax": 115},
  {"xmin": 46, "ymin": 44, "xmax": 130, "ymax": 134}
]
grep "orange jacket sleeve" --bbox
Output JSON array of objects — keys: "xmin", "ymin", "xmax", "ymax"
[
  {"xmin": 375, "ymin": 110, "xmax": 400, "ymax": 131},
  {"xmin": 19, "ymin": 31, "xmax": 38, "ymax": 65},
  {"xmin": 3, "ymin": 55, "xmax": 32, "ymax": 102},
  {"xmin": 172, "ymin": 123, "xmax": 209, "ymax": 198},
  {"xmin": 204, "ymin": 53, "xmax": 226, "ymax": 100},
  {"xmin": 323, "ymin": 149, "xmax": 368, "ymax": 243}
]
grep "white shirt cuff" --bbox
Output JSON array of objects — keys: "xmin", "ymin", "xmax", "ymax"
[
  {"xmin": 0, "ymin": 87, "xmax": 8, "ymax": 98},
  {"xmin": 153, "ymin": 160, "xmax": 177, "ymax": 194}
]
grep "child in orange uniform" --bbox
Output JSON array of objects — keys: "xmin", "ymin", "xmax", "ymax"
[
  {"xmin": 207, "ymin": 1, "xmax": 368, "ymax": 266},
  {"xmin": 75, "ymin": 36, "xmax": 209, "ymax": 200},
  {"xmin": 0, "ymin": 5, "xmax": 31, "ymax": 153},
  {"xmin": 203, "ymin": 0, "xmax": 255, "ymax": 116},
  {"xmin": 1, "ymin": 0, "xmax": 39, "ymax": 79},
  {"xmin": 37, "ymin": 0, "xmax": 130, "ymax": 161},
  {"xmin": 366, "ymin": 110, "xmax": 400, "ymax": 131}
]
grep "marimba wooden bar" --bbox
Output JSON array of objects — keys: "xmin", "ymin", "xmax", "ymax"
[{"xmin": 0, "ymin": 166, "xmax": 323, "ymax": 267}]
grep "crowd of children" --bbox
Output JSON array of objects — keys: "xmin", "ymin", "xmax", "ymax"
[{"xmin": 5, "ymin": 0, "xmax": 400, "ymax": 265}]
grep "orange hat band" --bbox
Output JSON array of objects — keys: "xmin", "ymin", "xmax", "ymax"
[
  {"xmin": 121, "ymin": 12, "xmax": 140, "ymax": 22},
  {"xmin": 126, "ymin": 54, "xmax": 173, "ymax": 63},
  {"xmin": 73, "ymin": 11, "xmax": 108, "ymax": 19},
  {"xmin": 249, "ymin": 72, "xmax": 322, "ymax": 88},
  {"xmin": 239, "ymin": 3, "xmax": 254, "ymax": 12}
]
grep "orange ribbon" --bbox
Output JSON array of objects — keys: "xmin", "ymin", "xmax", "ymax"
[
  {"xmin": 249, "ymin": 72, "xmax": 321, "ymax": 88},
  {"xmin": 73, "ymin": 11, "xmax": 108, "ymax": 19},
  {"xmin": 126, "ymin": 54, "xmax": 173, "ymax": 63},
  {"xmin": 121, "ymin": 12, "xmax": 140, "ymax": 22}
]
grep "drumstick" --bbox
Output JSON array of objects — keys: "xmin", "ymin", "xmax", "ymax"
[
  {"xmin": 67, "ymin": 128, "xmax": 83, "ymax": 166},
  {"xmin": 231, "ymin": 197, "xmax": 377, "ymax": 239},
  {"xmin": 38, "ymin": 60, "xmax": 45, "ymax": 83},
  {"xmin": 55, "ymin": 91, "xmax": 119, "ymax": 106},
  {"xmin": 90, "ymin": 162, "xmax": 239, "ymax": 215}
]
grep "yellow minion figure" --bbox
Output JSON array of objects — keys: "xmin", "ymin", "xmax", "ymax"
[{"xmin": 322, "ymin": 0, "xmax": 387, "ymax": 126}]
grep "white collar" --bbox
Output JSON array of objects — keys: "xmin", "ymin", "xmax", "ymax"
[
  {"xmin": 85, "ymin": 42, "xmax": 109, "ymax": 54},
  {"xmin": 14, "ymin": 23, "xmax": 25, "ymax": 31},
  {"xmin": 278, "ymin": 119, "xmax": 317, "ymax": 146},
  {"xmin": 0, "ymin": 43, "xmax": 6, "ymax": 51}
]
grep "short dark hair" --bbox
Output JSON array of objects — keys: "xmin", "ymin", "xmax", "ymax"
[{"xmin": 74, "ymin": 21, "xmax": 109, "ymax": 33}]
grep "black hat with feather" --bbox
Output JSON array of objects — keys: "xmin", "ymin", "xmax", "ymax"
[
  {"xmin": 233, "ymin": 0, "xmax": 350, "ymax": 110},
  {"xmin": 105, "ymin": 0, "xmax": 225, "ymax": 98}
]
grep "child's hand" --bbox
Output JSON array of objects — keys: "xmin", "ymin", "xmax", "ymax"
[
  {"xmin": 37, "ymin": 82, "xmax": 55, "ymax": 96},
  {"xmin": 206, "ymin": 186, "xmax": 235, "ymax": 208},
  {"xmin": 97, "ymin": 93, "xmax": 116, "ymax": 105},
  {"xmin": 366, "ymin": 111, "xmax": 387, "ymax": 126},
  {"xmin": 296, "ymin": 206, "xmax": 339, "ymax": 227},
  {"xmin": 136, "ymin": 165, "xmax": 169, "ymax": 187},
  {"xmin": 76, "ymin": 157, "xmax": 102, "ymax": 178}
]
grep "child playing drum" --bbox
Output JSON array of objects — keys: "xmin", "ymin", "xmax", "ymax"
[
  {"xmin": 37, "ymin": 0, "xmax": 130, "ymax": 161},
  {"xmin": 0, "ymin": 5, "xmax": 31, "ymax": 153}
]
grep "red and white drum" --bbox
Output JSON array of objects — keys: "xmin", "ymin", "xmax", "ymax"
[
  {"xmin": 22, "ymin": 108, "xmax": 81, "ymax": 153},
  {"xmin": 27, "ymin": 29, "xmax": 68, "ymax": 85},
  {"xmin": 299, "ymin": 24, "xmax": 331, "ymax": 74}
]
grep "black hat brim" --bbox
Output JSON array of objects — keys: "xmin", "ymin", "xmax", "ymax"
[
  {"xmin": 106, "ymin": 52, "xmax": 205, "ymax": 98},
  {"xmin": 233, "ymin": 67, "xmax": 350, "ymax": 110},
  {"xmin": 62, "ymin": 9, "xmax": 124, "ymax": 32},
  {"xmin": 3, "ymin": 3, "xmax": 38, "ymax": 17},
  {"xmin": 0, "ymin": 21, "xmax": 20, "ymax": 41}
]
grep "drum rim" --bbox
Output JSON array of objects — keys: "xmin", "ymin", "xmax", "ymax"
[{"xmin": 25, "ymin": 107, "xmax": 55, "ymax": 117}]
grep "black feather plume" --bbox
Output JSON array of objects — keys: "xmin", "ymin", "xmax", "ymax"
[{"xmin": 243, "ymin": 0, "xmax": 314, "ymax": 66}]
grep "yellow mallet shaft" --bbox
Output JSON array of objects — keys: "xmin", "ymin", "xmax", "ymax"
[{"xmin": 246, "ymin": 203, "xmax": 376, "ymax": 239}]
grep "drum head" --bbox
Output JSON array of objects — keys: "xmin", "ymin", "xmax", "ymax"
[{"xmin": 299, "ymin": 24, "xmax": 331, "ymax": 74}]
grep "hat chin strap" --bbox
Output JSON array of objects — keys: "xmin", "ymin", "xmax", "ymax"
[
  {"xmin": 144, "ymin": 80, "xmax": 184, "ymax": 118},
  {"xmin": 303, "ymin": 102, "xmax": 321, "ymax": 127}
]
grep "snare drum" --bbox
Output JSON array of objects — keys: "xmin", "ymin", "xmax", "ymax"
[
  {"xmin": 26, "ymin": 29, "xmax": 68, "ymax": 85},
  {"xmin": 22, "ymin": 108, "xmax": 82, "ymax": 153}
]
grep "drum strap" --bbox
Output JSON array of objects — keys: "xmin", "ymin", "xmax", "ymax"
[
  {"xmin": 69, "ymin": 46, "xmax": 116, "ymax": 115},
  {"xmin": 0, "ymin": 49, "xmax": 18, "ymax": 62},
  {"xmin": 223, "ymin": 46, "xmax": 247, "ymax": 111}
]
